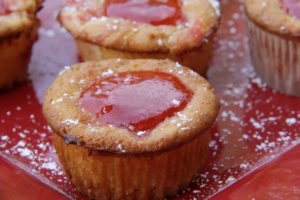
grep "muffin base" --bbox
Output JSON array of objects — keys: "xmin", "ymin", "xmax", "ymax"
[
  {"xmin": 246, "ymin": 15, "xmax": 300, "ymax": 96},
  {"xmin": 76, "ymin": 37, "xmax": 213, "ymax": 76},
  {"xmin": 53, "ymin": 130, "xmax": 211, "ymax": 200},
  {"xmin": 0, "ymin": 23, "xmax": 38, "ymax": 89}
]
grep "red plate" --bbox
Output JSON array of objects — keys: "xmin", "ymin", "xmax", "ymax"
[{"xmin": 1, "ymin": 0, "xmax": 300, "ymax": 199}]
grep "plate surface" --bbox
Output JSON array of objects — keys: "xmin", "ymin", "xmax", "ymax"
[{"xmin": 0, "ymin": 0, "xmax": 300, "ymax": 199}]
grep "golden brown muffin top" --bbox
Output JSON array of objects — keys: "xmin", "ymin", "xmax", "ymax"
[
  {"xmin": 43, "ymin": 59, "xmax": 220, "ymax": 154},
  {"xmin": 58, "ymin": 0, "xmax": 220, "ymax": 55},
  {"xmin": 0, "ymin": 0, "xmax": 42, "ymax": 37},
  {"xmin": 245, "ymin": 0, "xmax": 300, "ymax": 37}
]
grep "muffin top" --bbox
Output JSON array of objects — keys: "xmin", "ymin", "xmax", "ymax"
[
  {"xmin": 0, "ymin": 0, "xmax": 42, "ymax": 38},
  {"xmin": 245, "ymin": 0, "xmax": 300, "ymax": 37},
  {"xmin": 43, "ymin": 59, "xmax": 220, "ymax": 154},
  {"xmin": 58, "ymin": 0, "xmax": 220, "ymax": 55}
]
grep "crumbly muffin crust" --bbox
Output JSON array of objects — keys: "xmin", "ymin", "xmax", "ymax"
[
  {"xmin": 58, "ymin": 0, "xmax": 220, "ymax": 55},
  {"xmin": 245, "ymin": 0, "xmax": 300, "ymax": 37},
  {"xmin": 0, "ymin": 0, "xmax": 42, "ymax": 37},
  {"xmin": 0, "ymin": 0, "xmax": 42, "ymax": 89},
  {"xmin": 43, "ymin": 59, "xmax": 220, "ymax": 154}
]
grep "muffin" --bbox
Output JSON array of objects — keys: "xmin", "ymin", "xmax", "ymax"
[
  {"xmin": 245, "ymin": 0, "xmax": 300, "ymax": 96},
  {"xmin": 0, "ymin": 0, "xmax": 42, "ymax": 89},
  {"xmin": 58, "ymin": 0, "xmax": 221, "ymax": 75},
  {"xmin": 43, "ymin": 59, "xmax": 220, "ymax": 200}
]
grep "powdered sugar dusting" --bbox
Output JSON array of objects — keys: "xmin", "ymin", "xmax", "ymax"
[{"xmin": 209, "ymin": 0, "xmax": 221, "ymax": 16}]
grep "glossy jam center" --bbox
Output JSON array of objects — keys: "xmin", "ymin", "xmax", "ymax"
[
  {"xmin": 281, "ymin": 0, "xmax": 300, "ymax": 20},
  {"xmin": 104, "ymin": 0, "xmax": 182, "ymax": 25},
  {"xmin": 80, "ymin": 71, "xmax": 193, "ymax": 137}
]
